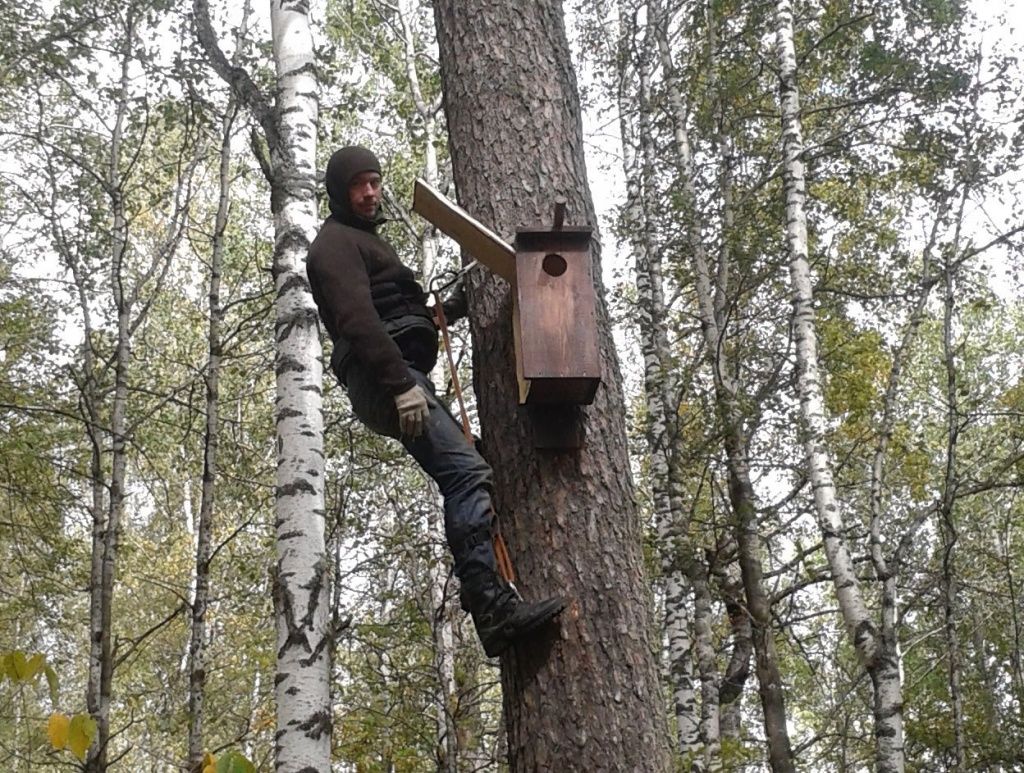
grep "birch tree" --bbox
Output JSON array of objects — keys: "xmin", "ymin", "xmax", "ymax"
[
  {"xmin": 615, "ymin": 4, "xmax": 701, "ymax": 763},
  {"xmin": 774, "ymin": 2, "xmax": 904, "ymax": 769},
  {"xmin": 192, "ymin": 1, "xmax": 332, "ymax": 769}
]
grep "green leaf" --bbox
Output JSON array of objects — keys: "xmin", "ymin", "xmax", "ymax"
[
  {"xmin": 10, "ymin": 651, "xmax": 28, "ymax": 681},
  {"xmin": 45, "ymin": 665, "xmax": 59, "ymax": 704},
  {"xmin": 0, "ymin": 652, "xmax": 14, "ymax": 681},
  {"xmin": 24, "ymin": 653, "xmax": 45, "ymax": 682},
  {"xmin": 67, "ymin": 713, "xmax": 97, "ymax": 762},
  {"xmin": 216, "ymin": 750, "xmax": 256, "ymax": 773}
]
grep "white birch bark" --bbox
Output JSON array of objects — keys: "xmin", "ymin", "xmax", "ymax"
[
  {"xmin": 774, "ymin": 2, "xmax": 903, "ymax": 770},
  {"xmin": 651, "ymin": 0, "xmax": 792, "ymax": 766},
  {"xmin": 268, "ymin": 2, "xmax": 330, "ymax": 770},
  {"xmin": 194, "ymin": 0, "xmax": 331, "ymax": 765},
  {"xmin": 84, "ymin": 20, "xmax": 134, "ymax": 769},
  {"xmin": 616, "ymin": 4, "xmax": 699, "ymax": 760}
]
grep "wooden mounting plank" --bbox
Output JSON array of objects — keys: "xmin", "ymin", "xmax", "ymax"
[{"xmin": 412, "ymin": 178, "xmax": 516, "ymax": 283}]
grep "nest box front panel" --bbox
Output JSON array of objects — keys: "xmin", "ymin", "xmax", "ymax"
[{"xmin": 514, "ymin": 229, "xmax": 601, "ymax": 405}]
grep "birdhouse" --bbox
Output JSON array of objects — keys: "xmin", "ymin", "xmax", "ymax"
[
  {"xmin": 512, "ymin": 209, "xmax": 601, "ymax": 406},
  {"xmin": 412, "ymin": 181, "xmax": 603, "ymax": 412}
]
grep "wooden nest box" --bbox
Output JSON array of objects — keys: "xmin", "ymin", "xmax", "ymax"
[
  {"xmin": 512, "ymin": 203, "xmax": 600, "ymax": 406},
  {"xmin": 413, "ymin": 180, "xmax": 603, "ymax": 415}
]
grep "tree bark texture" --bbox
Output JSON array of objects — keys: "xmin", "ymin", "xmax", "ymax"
[
  {"xmin": 85, "ymin": 20, "xmax": 134, "ymax": 768},
  {"xmin": 774, "ymin": 2, "xmax": 903, "ymax": 771},
  {"xmin": 186, "ymin": 93, "xmax": 236, "ymax": 772},
  {"xmin": 941, "ymin": 254, "xmax": 966, "ymax": 772},
  {"xmin": 432, "ymin": 2, "xmax": 672, "ymax": 770},
  {"xmin": 267, "ymin": 2, "xmax": 331, "ymax": 770}
]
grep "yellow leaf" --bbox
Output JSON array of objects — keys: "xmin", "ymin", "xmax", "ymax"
[
  {"xmin": 202, "ymin": 751, "xmax": 216, "ymax": 773},
  {"xmin": 67, "ymin": 714, "xmax": 97, "ymax": 762},
  {"xmin": 47, "ymin": 713, "xmax": 70, "ymax": 751}
]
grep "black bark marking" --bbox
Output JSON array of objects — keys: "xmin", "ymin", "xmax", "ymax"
[
  {"xmin": 276, "ymin": 355, "xmax": 306, "ymax": 375},
  {"xmin": 297, "ymin": 710, "xmax": 332, "ymax": 740},
  {"xmin": 278, "ymin": 479, "xmax": 316, "ymax": 497},
  {"xmin": 277, "ymin": 308, "xmax": 319, "ymax": 343}
]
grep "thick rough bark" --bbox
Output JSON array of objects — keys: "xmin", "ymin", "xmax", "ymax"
[
  {"xmin": 432, "ymin": 2, "xmax": 672, "ymax": 770},
  {"xmin": 774, "ymin": 2, "xmax": 903, "ymax": 771}
]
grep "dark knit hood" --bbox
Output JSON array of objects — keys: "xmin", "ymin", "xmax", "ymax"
[{"xmin": 325, "ymin": 146, "xmax": 383, "ymax": 230}]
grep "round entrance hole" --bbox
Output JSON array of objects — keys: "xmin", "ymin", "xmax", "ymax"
[{"xmin": 542, "ymin": 253, "xmax": 568, "ymax": 277}]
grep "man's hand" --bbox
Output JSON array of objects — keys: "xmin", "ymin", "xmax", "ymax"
[
  {"xmin": 394, "ymin": 384, "xmax": 430, "ymax": 438},
  {"xmin": 434, "ymin": 282, "xmax": 467, "ymax": 324}
]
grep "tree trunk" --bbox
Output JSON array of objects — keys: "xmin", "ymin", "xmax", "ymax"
[
  {"xmin": 432, "ymin": 2, "xmax": 672, "ymax": 769},
  {"xmin": 193, "ymin": 0, "xmax": 331, "ymax": 766},
  {"xmin": 940, "ymin": 250, "xmax": 966, "ymax": 771},
  {"xmin": 391, "ymin": 4, "xmax": 461, "ymax": 764},
  {"xmin": 267, "ymin": 2, "xmax": 331, "ymax": 770},
  {"xmin": 652, "ymin": 1, "xmax": 793, "ymax": 767},
  {"xmin": 186, "ymin": 85, "xmax": 237, "ymax": 772},
  {"xmin": 617, "ymin": 4, "xmax": 699, "ymax": 761},
  {"xmin": 773, "ymin": 2, "xmax": 903, "ymax": 771},
  {"xmin": 85, "ymin": 17, "xmax": 135, "ymax": 768}
]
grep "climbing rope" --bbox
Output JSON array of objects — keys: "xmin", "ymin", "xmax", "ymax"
[{"xmin": 430, "ymin": 267, "xmax": 517, "ymax": 586}]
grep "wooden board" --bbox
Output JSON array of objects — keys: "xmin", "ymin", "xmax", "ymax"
[{"xmin": 412, "ymin": 179, "xmax": 516, "ymax": 283}]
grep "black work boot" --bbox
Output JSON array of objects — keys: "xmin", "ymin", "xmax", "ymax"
[{"xmin": 460, "ymin": 571, "xmax": 566, "ymax": 658}]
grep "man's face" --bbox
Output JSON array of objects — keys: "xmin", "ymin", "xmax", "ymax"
[{"xmin": 349, "ymin": 171, "xmax": 382, "ymax": 219}]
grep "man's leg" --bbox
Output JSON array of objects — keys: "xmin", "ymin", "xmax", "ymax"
[
  {"xmin": 346, "ymin": 364, "xmax": 564, "ymax": 655},
  {"xmin": 345, "ymin": 362, "xmax": 496, "ymax": 576},
  {"xmin": 399, "ymin": 371, "xmax": 498, "ymax": 580}
]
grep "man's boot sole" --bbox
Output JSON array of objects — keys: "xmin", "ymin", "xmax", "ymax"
[{"xmin": 482, "ymin": 597, "xmax": 567, "ymax": 658}]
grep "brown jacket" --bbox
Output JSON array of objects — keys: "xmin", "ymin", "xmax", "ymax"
[{"xmin": 307, "ymin": 218, "xmax": 435, "ymax": 395}]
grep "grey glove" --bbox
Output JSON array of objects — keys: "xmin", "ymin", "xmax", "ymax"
[{"xmin": 394, "ymin": 384, "xmax": 429, "ymax": 438}]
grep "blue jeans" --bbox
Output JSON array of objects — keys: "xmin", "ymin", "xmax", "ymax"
[{"xmin": 345, "ymin": 363, "xmax": 497, "ymax": 579}]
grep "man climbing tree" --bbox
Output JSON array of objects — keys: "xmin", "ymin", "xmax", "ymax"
[{"xmin": 306, "ymin": 145, "xmax": 564, "ymax": 657}]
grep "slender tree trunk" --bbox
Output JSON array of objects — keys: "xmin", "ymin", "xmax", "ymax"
[
  {"xmin": 617, "ymin": 4, "xmax": 699, "ymax": 762},
  {"xmin": 84, "ymin": 17, "xmax": 134, "ymax": 768},
  {"xmin": 940, "ymin": 249, "xmax": 966, "ymax": 772},
  {"xmin": 186, "ymin": 93, "xmax": 237, "ymax": 772},
  {"xmin": 651, "ymin": 1, "xmax": 793, "ymax": 767},
  {"xmin": 390, "ymin": 5, "xmax": 461, "ymax": 765},
  {"xmin": 713, "ymin": 551, "xmax": 751, "ymax": 747},
  {"xmin": 432, "ymin": 2, "xmax": 672, "ymax": 769},
  {"xmin": 193, "ymin": 1, "xmax": 331, "ymax": 766},
  {"xmin": 773, "ymin": 3, "xmax": 903, "ymax": 771},
  {"xmin": 690, "ymin": 556, "xmax": 721, "ymax": 771}
]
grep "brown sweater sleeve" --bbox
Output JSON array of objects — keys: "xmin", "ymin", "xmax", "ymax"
[{"xmin": 308, "ymin": 239, "xmax": 415, "ymax": 395}]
